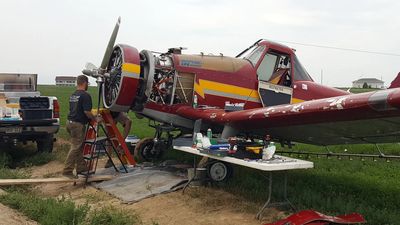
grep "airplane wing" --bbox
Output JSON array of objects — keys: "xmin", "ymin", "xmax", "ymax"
[{"xmin": 176, "ymin": 88, "xmax": 400, "ymax": 145}]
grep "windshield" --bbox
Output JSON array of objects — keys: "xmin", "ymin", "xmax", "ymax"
[
  {"xmin": 293, "ymin": 56, "xmax": 313, "ymax": 81},
  {"xmin": 243, "ymin": 45, "xmax": 265, "ymax": 66}
]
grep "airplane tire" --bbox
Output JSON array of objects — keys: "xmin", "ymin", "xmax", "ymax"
[
  {"xmin": 134, "ymin": 137, "xmax": 165, "ymax": 162},
  {"xmin": 207, "ymin": 161, "xmax": 233, "ymax": 182},
  {"xmin": 134, "ymin": 138, "xmax": 154, "ymax": 162}
]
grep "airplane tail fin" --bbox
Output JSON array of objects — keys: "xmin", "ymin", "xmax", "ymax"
[{"xmin": 389, "ymin": 72, "xmax": 400, "ymax": 89}]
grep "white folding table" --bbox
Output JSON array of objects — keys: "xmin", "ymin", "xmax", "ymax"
[{"xmin": 174, "ymin": 146, "xmax": 314, "ymax": 219}]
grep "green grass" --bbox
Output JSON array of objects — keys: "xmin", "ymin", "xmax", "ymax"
[
  {"xmin": 36, "ymin": 85, "xmax": 400, "ymax": 224},
  {"xmin": 0, "ymin": 192, "xmax": 89, "ymax": 225},
  {"xmin": 225, "ymin": 156, "xmax": 400, "ymax": 224},
  {"xmin": 0, "ymin": 190, "xmax": 146, "ymax": 225},
  {"xmin": 86, "ymin": 206, "xmax": 142, "ymax": 225},
  {"xmin": 0, "ymin": 143, "xmax": 55, "ymax": 168},
  {"xmin": 223, "ymin": 143, "xmax": 400, "ymax": 224}
]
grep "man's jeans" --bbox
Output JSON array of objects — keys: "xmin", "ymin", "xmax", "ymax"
[{"xmin": 63, "ymin": 121, "xmax": 87, "ymax": 174}]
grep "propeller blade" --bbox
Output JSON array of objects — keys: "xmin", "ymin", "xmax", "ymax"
[{"xmin": 99, "ymin": 17, "xmax": 121, "ymax": 72}]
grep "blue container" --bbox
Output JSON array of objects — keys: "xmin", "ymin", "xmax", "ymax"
[{"xmin": 209, "ymin": 144, "xmax": 230, "ymax": 150}]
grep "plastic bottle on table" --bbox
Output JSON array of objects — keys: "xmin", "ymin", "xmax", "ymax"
[
  {"xmin": 207, "ymin": 128, "xmax": 212, "ymax": 139},
  {"xmin": 263, "ymin": 142, "xmax": 276, "ymax": 160},
  {"xmin": 195, "ymin": 133, "xmax": 203, "ymax": 148}
]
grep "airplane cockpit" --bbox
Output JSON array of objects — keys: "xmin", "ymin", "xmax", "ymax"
[
  {"xmin": 242, "ymin": 41, "xmax": 297, "ymax": 107},
  {"xmin": 257, "ymin": 51, "xmax": 292, "ymax": 87}
]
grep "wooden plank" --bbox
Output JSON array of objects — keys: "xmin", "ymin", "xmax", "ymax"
[{"xmin": 0, "ymin": 175, "xmax": 114, "ymax": 186}]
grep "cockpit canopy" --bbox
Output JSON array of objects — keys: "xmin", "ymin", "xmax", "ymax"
[{"xmin": 242, "ymin": 42, "xmax": 313, "ymax": 83}]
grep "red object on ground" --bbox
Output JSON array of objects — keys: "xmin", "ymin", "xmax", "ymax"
[{"xmin": 264, "ymin": 210, "xmax": 366, "ymax": 225}]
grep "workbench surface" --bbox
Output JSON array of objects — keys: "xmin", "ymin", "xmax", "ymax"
[{"xmin": 174, "ymin": 146, "xmax": 314, "ymax": 171}]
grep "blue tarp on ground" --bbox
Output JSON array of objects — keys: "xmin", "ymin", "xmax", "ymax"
[{"xmin": 94, "ymin": 167, "xmax": 187, "ymax": 203}]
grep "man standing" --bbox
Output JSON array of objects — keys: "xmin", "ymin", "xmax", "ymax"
[{"xmin": 62, "ymin": 75, "xmax": 101, "ymax": 178}]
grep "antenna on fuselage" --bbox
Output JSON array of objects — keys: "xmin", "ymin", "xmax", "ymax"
[
  {"xmin": 235, "ymin": 39, "xmax": 263, "ymax": 58},
  {"xmin": 320, "ymin": 69, "xmax": 323, "ymax": 85}
]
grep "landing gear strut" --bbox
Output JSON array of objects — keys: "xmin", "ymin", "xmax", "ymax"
[{"xmin": 134, "ymin": 123, "xmax": 177, "ymax": 162}]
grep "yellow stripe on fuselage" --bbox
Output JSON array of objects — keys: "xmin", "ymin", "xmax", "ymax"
[
  {"xmin": 291, "ymin": 98, "xmax": 305, "ymax": 104},
  {"xmin": 194, "ymin": 79, "xmax": 306, "ymax": 105},
  {"xmin": 194, "ymin": 79, "xmax": 259, "ymax": 99},
  {"xmin": 122, "ymin": 63, "xmax": 140, "ymax": 74}
]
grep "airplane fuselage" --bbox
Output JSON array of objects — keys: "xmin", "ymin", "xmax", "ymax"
[{"xmin": 138, "ymin": 40, "xmax": 349, "ymax": 130}]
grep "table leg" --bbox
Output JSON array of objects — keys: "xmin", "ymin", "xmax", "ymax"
[
  {"xmin": 256, "ymin": 171, "xmax": 296, "ymax": 220},
  {"xmin": 256, "ymin": 172, "xmax": 272, "ymax": 220},
  {"xmin": 283, "ymin": 172, "xmax": 296, "ymax": 211},
  {"xmin": 182, "ymin": 155, "xmax": 197, "ymax": 194}
]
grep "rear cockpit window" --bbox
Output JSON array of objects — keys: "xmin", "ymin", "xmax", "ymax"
[{"xmin": 243, "ymin": 45, "xmax": 266, "ymax": 66}]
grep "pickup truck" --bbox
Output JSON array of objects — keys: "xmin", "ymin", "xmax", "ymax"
[{"xmin": 0, "ymin": 73, "xmax": 59, "ymax": 152}]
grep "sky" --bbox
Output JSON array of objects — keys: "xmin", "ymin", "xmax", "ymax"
[{"xmin": 1, "ymin": 0, "xmax": 400, "ymax": 87}]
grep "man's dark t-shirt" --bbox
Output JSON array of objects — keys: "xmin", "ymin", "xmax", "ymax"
[{"xmin": 67, "ymin": 90, "xmax": 92, "ymax": 124}]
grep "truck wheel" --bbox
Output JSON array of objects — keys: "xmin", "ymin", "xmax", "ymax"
[{"xmin": 37, "ymin": 135, "xmax": 54, "ymax": 153}]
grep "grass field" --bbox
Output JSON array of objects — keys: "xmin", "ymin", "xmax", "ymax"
[{"xmin": 36, "ymin": 85, "xmax": 400, "ymax": 224}]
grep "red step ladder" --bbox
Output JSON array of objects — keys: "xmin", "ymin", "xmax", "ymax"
[{"xmin": 82, "ymin": 109, "xmax": 136, "ymax": 181}]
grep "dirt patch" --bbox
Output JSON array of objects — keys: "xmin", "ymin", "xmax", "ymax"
[
  {"xmin": 27, "ymin": 159, "xmax": 284, "ymax": 225},
  {"xmin": 30, "ymin": 160, "xmax": 64, "ymax": 178},
  {"xmin": 17, "ymin": 137, "xmax": 284, "ymax": 225},
  {"xmin": 0, "ymin": 203, "xmax": 37, "ymax": 225},
  {"xmin": 124, "ymin": 189, "xmax": 283, "ymax": 225}
]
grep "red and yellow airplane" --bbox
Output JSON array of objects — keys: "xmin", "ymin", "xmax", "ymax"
[{"xmin": 84, "ymin": 18, "xmax": 400, "ymax": 160}]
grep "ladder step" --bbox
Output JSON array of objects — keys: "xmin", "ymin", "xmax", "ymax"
[
  {"xmin": 79, "ymin": 171, "xmax": 96, "ymax": 176},
  {"xmin": 81, "ymin": 110, "xmax": 136, "ymax": 179},
  {"xmin": 84, "ymin": 136, "xmax": 108, "ymax": 144},
  {"xmin": 83, "ymin": 154, "xmax": 99, "ymax": 160}
]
